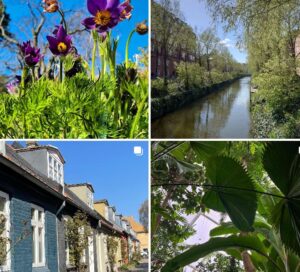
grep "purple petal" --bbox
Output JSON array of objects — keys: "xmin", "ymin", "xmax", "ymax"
[
  {"xmin": 47, "ymin": 36, "xmax": 60, "ymax": 55},
  {"xmin": 107, "ymin": 0, "xmax": 119, "ymax": 9},
  {"xmin": 81, "ymin": 17, "xmax": 97, "ymax": 30},
  {"xmin": 56, "ymin": 25, "xmax": 67, "ymax": 42},
  {"xmin": 87, "ymin": 0, "xmax": 106, "ymax": 15}
]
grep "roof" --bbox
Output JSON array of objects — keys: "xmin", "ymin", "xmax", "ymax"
[
  {"xmin": 123, "ymin": 216, "xmax": 147, "ymax": 233},
  {"xmin": 94, "ymin": 199, "xmax": 109, "ymax": 206},
  {"xmin": 67, "ymin": 182, "xmax": 95, "ymax": 193},
  {"xmin": 14, "ymin": 142, "xmax": 66, "ymax": 163},
  {"xmin": 0, "ymin": 143, "xmax": 114, "ymax": 227}
]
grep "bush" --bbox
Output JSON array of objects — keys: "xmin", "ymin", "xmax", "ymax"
[
  {"xmin": 151, "ymin": 78, "xmax": 168, "ymax": 98},
  {"xmin": 0, "ymin": 73, "xmax": 148, "ymax": 139}
]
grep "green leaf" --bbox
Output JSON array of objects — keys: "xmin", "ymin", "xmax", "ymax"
[
  {"xmin": 210, "ymin": 218, "xmax": 271, "ymax": 237},
  {"xmin": 161, "ymin": 235, "xmax": 280, "ymax": 272},
  {"xmin": 263, "ymin": 142, "xmax": 300, "ymax": 254},
  {"xmin": 204, "ymin": 156, "xmax": 257, "ymax": 232},
  {"xmin": 190, "ymin": 141, "xmax": 226, "ymax": 162}
]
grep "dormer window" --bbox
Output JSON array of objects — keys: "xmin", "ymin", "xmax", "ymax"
[{"xmin": 48, "ymin": 153, "xmax": 63, "ymax": 185}]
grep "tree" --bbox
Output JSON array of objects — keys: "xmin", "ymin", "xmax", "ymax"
[
  {"xmin": 198, "ymin": 28, "xmax": 220, "ymax": 76},
  {"xmin": 139, "ymin": 199, "xmax": 149, "ymax": 231},
  {"xmin": 151, "ymin": 0, "xmax": 186, "ymax": 85},
  {"xmin": 65, "ymin": 211, "xmax": 92, "ymax": 272}
]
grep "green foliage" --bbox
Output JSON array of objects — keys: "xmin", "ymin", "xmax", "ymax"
[
  {"xmin": 0, "ymin": 73, "xmax": 148, "ymax": 138},
  {"xmin": 161, "ymin": 235, "xmax": 270, "ymax": 272},
  {"xmin": 203, "ymin": 156, "xmax": 257, "ymax": 232},
  {"xmin": 65, "ymin": 211, "xmax": 92, "ymax": 271},
  {"xmin": 152, "ymin": 141, "xmax": 300, "ymax": 272},
  {"xmin": 121, "ymin": 238, "xmax": 128, "ymax": 263},
  {"xmin": 0, "ymin": 214, "xmax": 8, "ymax": 265},
  {"xmin": 107, "ymin": 236, "xmax": 119, "ymax": 271},
  {"xmin": 196, "ymin": 253, "xmax": 243, "ymax": 272},
  {"xmin": 263, "ymin": 142, "xmax": 300, "ymax": 254}
]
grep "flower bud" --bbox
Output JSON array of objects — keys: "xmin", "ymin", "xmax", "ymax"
[
  {"xmin": 43, "ymin": 0, "xmax": 59, "ymax": 13},
  {"xmin": 136, "ymin": 22, "xmax": 148, "ymax": 35}
]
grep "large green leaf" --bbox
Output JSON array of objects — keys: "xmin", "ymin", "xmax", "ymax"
[
  {"xmin": 161, "ymin": 235, "xmax": 281, "ymax": 272},
  {"xmin": 263, "ymin": 142, "xmax": 300, "ymax": 255},
  {"xmin": 203, "ymin": 156, "xmax": 257, "ymax": 232},
  {"xmin": 210, "ymin": 218, "xmax": 271, "ymax": 237},
  {"xmin": 190, "ymin": 141, "xmax": 226, "ymax": 162}
]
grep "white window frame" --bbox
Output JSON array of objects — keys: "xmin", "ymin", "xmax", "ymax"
[
  {"xmin": 0, "ymin": 191, "xmax": 10, "ymax": 271},
  {"xmin": 47, "ymin": 153, "xmax": 64, "ymax": 185},
  {"xmin": 31, "ymin": 204, "xmax": 45, "ymax": 267}
]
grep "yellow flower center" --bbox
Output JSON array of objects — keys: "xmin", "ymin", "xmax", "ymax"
[
  {"xmin": 94, "ymin": 10, "xmax": 111, "ymax": 26},
  {"xmin": 57, "ymin": 42, "xmax": 67, "ymax": 53}
]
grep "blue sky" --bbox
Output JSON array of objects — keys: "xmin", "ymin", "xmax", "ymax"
[
  {"xmin": 179, "ymin": 0, "xmax": 247, "ymax": 63},
  {"xmin": 2, "ymin": 0, "xmax": 148, "ymax": 75},
  {"xmin": 16, "ymin": 140, "xmax": 149, "ymax": 222}
]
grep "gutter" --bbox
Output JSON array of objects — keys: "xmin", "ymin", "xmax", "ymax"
[{"xmin": 56, "ymin": 200, "xmax": 66, "ymax": 271}]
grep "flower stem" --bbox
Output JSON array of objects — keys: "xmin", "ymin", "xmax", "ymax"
[
  {"xmin": 92, "ymin": 31, "xmax": 98, "ymax": 81},
  {"xmin": 129, "ymin": 96, "xmax": 147, "ymax": 138},
  {"xmin": 59, "ymin": 58, "xmax": 63, "ymax": 82},
  {"xmin": 58, "ymin": 9, "xmax": 68, "ymax": 33},
  {"xmin": 31, "ymin": 67, "xmax": 35, "ymax": 83},
  {"xmin": 125, "ymin": 29, "xmax": 136, "ymax": 68}
]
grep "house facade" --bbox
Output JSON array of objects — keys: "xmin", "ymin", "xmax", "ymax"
[
  {"xmin": 151, "ymin": 1, "xmax": 197, "ymax": 79},
  {"xmin": 0, "ymin": 141, "xmax": 143, "ymax": 272},
  {"xmin": 123, "ymin": 216, "xmax": 148, "ymax": 255}
]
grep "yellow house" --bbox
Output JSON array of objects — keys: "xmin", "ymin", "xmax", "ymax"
[
  {"xmin": 123, "ymin": 216, "xmax": 148, "ymax": 253},
  {"xmin": 94, "ymin": 200, "xmax": 125, "ymax": 268}
]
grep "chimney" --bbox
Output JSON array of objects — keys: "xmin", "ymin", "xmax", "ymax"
[
  {"xmin": 0, "ymin": 141, "xmax": 6, "ymax": 156},
  {"xmin": 26, "ymin": 141, "xmax": 39, "ymax": 148}
]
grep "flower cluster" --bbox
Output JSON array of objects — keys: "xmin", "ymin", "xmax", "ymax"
[
  {"xmin": 82, "ymin": 0, "xmax": 133, "ymax": 34},
  {"xmin": 18, "ymin": 41, "xmax": 42, "ymax": 67}
]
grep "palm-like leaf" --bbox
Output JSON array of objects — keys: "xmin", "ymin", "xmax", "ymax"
[
  {"xmin": 161, "ymin": 235, "xmax": 280, "ymax": 272},
  {"xmin": 202, "ymin": 156, "xmax": 257, "ymax": 232},
  {"xmin": 263, "ymin": 142, "xmax": 300, "ymax": 255}
]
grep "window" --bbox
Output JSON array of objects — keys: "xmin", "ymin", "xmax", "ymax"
[
  {"xmin": 0, "ymin": 191, "xmax": 10, "ymax": 270},
  {"xmin": 105, "ymin": 207, "xmax": 108, "ymax": 219},
  {"xmin": 31, "ymin": 205, "xmax": 45, "ymax": 267},
  {"xmin": 48, "ymin": 153, "xmax": 63, "ymax": 185},
  {"xmin": 87, "ymin": 190, "xmax": 93, "ymax": 209}
]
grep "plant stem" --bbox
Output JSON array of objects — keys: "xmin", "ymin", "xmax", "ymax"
[
  {"xmin": 125, "ymin": 29, "xmax": 135, "ymax": 68},
  {"xmin": 98, "ymin": 41, "xmax": 106, "ymax": 76},
  {"xmin": 31, "ymin": 67, "xmax": 35, "ymax": 83},
  {"xmin": 58, "ymin": 9, "xmax": 68, "ymax": 32},
  {"xmin": 152, "ymin": 183, "xmax": 287, "ymax": 199},
  {"xmin": 59, "ymin": 58, "xmax": 63, "ymax": 83},
  {"xmin": 92, "ymin": 31, "xmax": 98, "ymax": 81},
  {"xmin": 129, "ymin": 96, "xmax": 147, "ymax": 138}
]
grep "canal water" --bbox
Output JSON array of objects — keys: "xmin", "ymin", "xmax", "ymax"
[{"xmin": 151, "ymin": 77, "xmax": 252, "ymax": 138}]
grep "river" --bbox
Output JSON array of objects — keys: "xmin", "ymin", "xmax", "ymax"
[{"xmin": 151, "ymin": 77, "xmax": 252, "ymax": 138}]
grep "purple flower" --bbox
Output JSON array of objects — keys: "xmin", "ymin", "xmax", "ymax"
[
  {"xmin": 47, "ymin": 25, "xmax": 72, "ymax": 56},
  {"xmin": 119, "ymin": 0, "xmax": 133, "ymax": 21},
  {"xmin": 82, "ymin": 0, "xmax": 126, "ymax": 33},
  {"xmin": 18, "ymin": 41, "xmax": 42, "ymax": 67},
  {"xmin": 6, "ymin": 76, "xmax": 21, "ymax": 95}
]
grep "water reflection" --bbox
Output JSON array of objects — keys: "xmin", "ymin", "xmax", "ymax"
[{"xmin": 152, "ymin": 77, "xmax": 251, "ymax": 138}]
